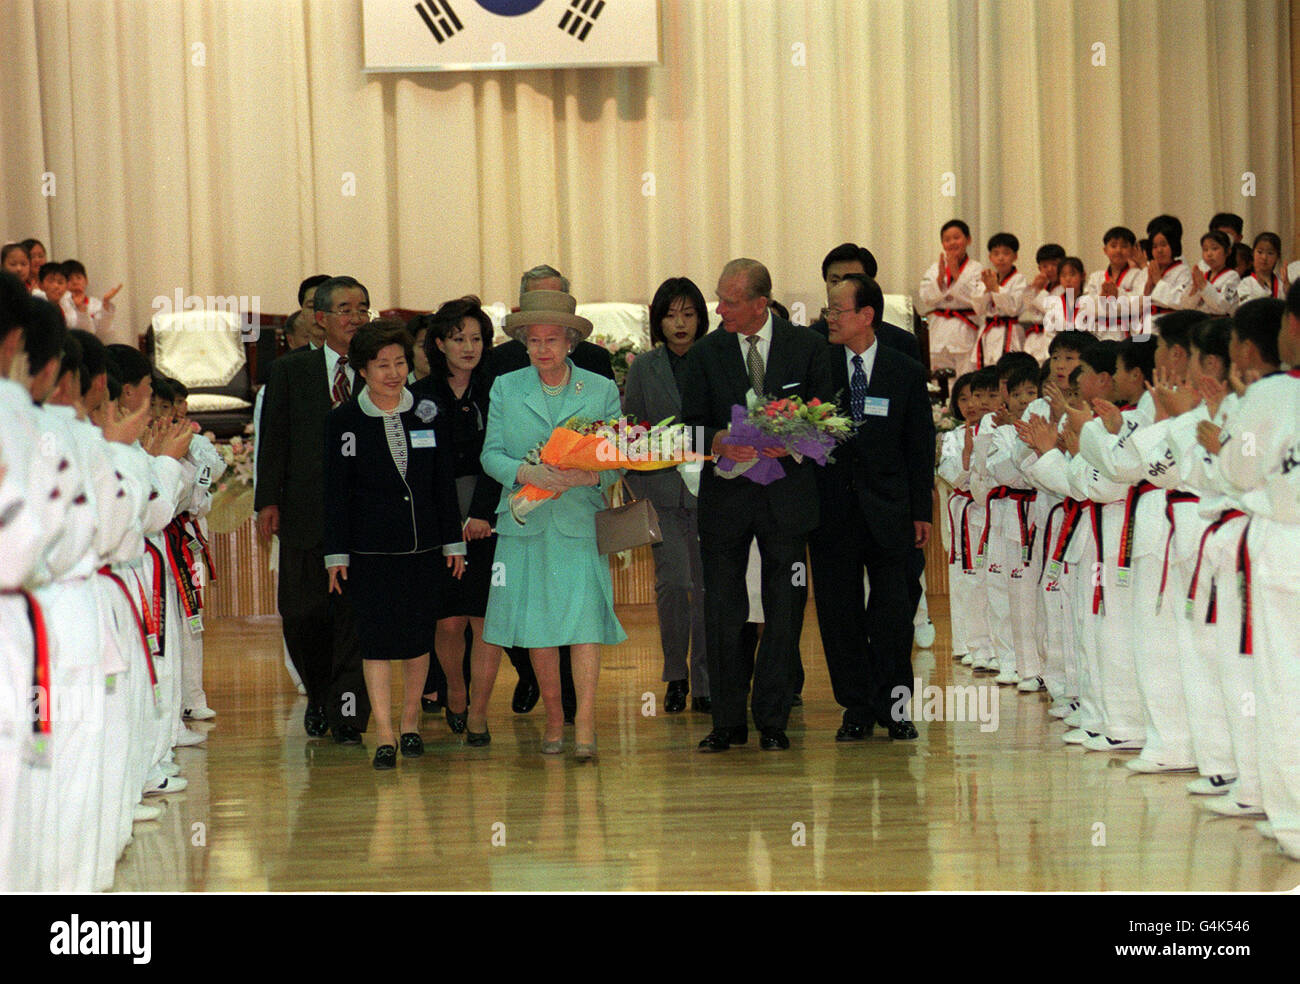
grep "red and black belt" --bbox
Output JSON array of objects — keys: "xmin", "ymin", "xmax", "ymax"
[
  {"xmin": 1088, "ymin": 500, "xmax": 1105, "ymax": 615},
  {"xmin": 1188, "ymin": 508, "xmax": 1246, "ymax": 623},
  {"xmin": 976, "ymin": 486, "xmax": 1037, "ymax": 566},
  {"xmin": 8, "ymin": 590, "xmax": 53, "ymax": 749},
  {"xmin": 931, "ymin": 309, "xmax": 979, "ymax": 332},
  {"xmin": 97, "ymin": 566, "xmax": 159, "ymax": 705},
  {"xmin": 1235, "ymin": 521, "xmax": 1254, "ymax": 656},
  {"xmin": 164, "ymin": 518, "xmax": 204, "ymax": 631},
  {"xmin": 1116, "ymin": 480, "xmax": 1159, "ymax": 585},
  {"xmin": 1038, "ymin": 501, "xmax": 1064, "ymax": 584},
  {"xmin": 948, "ymin": 489, "xmax": 975, "ymax": 571},
  {"xmin": 1046, "ymin": 497, "xmax": 1087, "ymax": 581},
  {"xmin": 1157, "ymin": 490, "xmax": 1200, "ymax": 612}
]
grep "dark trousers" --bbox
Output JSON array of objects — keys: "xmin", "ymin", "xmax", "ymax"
[
  {"xmin": 808, "ymin": 509, "xmax": 916, "ymax": 726},
  {"xmin": 278, "ymin": 542, "xmax": 370, "ymax": 731},
  {"xmin": 506, "ymin": 646, "xmax": 576, "ymax": 710},
  {"xmin": 702, "ymin": 522, "xmax": 806, "ymax": 732}
]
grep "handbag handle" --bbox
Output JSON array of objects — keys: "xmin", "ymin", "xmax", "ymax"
[{"xmin": 603, "ymin": 474, "xmax": 636, "ymax": 508}]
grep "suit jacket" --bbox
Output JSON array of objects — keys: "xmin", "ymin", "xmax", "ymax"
[
  {"xmin": 409, "ymin": 373, "xmax": 503, "ymax": 523},
  {"xmin": 322, "ymin": 392, "xmax": 464, "ymax": 559},
  {"xmin": 808, "ymin": 317, "xmax": 922, "ymax": 364},
  {"xmin": 621, "ymin": 345, "xmax": 694, "ymax": 510},
  {"xmin": 816, "ymin": 341, "xmax": 934, "ymax": 552},
  {"xmin": 680, "ymin": 317, "xmax": 834, "ymax": 537},
  {"xmin": 254, "ymin": 346, "xmax": 333, "ymax": 550},
  {"xmin": 479, "ymin": 363, "xmax": 623, "ymax": 539},
  {"xmin": 490, "ymin": 338, "xmax": 615, "ymax": 380}
]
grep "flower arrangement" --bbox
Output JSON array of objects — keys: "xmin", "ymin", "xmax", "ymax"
[
  {"xmin": 207, "ymin": 424, "xmax": 255, "ymax": 492},
  {"xmin": 589, "ymin": 333, "xmax": 643, "ymax": 392},
  {"xmin": 512, "ymin": 415, "xmax": 708, "ymax": 524},
  {"xmin": 717, "ymin": 394, "xmax": 855, "ymax": 485}
]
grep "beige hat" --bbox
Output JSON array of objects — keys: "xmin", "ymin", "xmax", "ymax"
[{"xmin": 503, "ymin": 290, "xmax": 593, "ymax": 343}]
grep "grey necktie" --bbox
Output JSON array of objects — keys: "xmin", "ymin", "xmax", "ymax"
[{"xmin": 746, "ymin": 335, "xmax": 765, "ymax": 396}]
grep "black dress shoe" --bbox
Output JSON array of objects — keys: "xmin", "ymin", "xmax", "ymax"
[
  {"xmin": 465, "ymin": 727, "xmax": 491, "ymax": 747},
  {"xmin": 445, "ymin": 708, "xmax": 467, "ymax": 734},
  {"xmin": 691, "ymin": 696, "xmax": 712, "ymax": 713},
  {"xmin": 304, "ymin": 705, "xmax": 328, "ymax": 737},
  {"xmin": 511, "ymin": 679, "xmax": 539, "ymax": 714},
  {"xmin": 664, "ymin": 680, "xmax": 688, "ymax": 714},
  {"xmin": 333, "ymin": 724, "xmax": 363, "ymax": 745},
  {"xmin": 835, "ymin": 722, "xmax": 870, "ymax": 742},
  {"xmin": 399, "ymin": 732, "xmax": 424, "ymax": 757},
  {"xmin": 373, "ymin": 745, "xmax": 397, "ymax": 770},
  {"xmin": 882, "ymin": 719, "xmax": 919, "ymax": 740},
  {"xmin": 698, "ymin": 726, "xmax": 747, "ymax": 752},
  {"xmin": 759, "ymin": 729, "xmax": 790, "ymax": 751},
  {"xmin": 421, "ymin": 696, "xmax": 443, "ymax": 713}
]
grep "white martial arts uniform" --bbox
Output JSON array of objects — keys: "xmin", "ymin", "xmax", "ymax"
[
  {"xmin": 1207, "ymin": 371, "xmax": 1300, "ymax": 858},
  {"xmin": 1084, "ymin": 265, "xmax": 1145, "ymax": 339},
  {"xmin": 1235, "ymin": 272, "xmax": 1286, "ymax": 303},
  {"xmin": 938, "ymin": 424, "xmax": 979, "ymax": 658},
  {"xmin": 918, "ymin": 256, "xmax": 984, "ymax": 372},
  {"xmin": 1133, "ymin": 260, "xmax": 1193, "ymax": 335},
  {"xmin": 1181, "ymin": 267, "xmax": 1240, "ymax": 315},
  {"xmin": 965, "ymin": 413, "xmax": 1000, "ymax": 670},
  {"xmin": 1022, "ymin": 284, "xmax": 1063, "ymax": 363},
  {"xmin": 969, "ymin": 269, "xmax": 1028, "ymax": 371}
]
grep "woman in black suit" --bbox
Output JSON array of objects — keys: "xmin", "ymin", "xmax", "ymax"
[
  {"xmin": 324, "ymin": 321, "xmax": 466, "ymax": 769},
  {"xmin": 410, "ymin": 298, "xmax": 503, "ymax": 746}
]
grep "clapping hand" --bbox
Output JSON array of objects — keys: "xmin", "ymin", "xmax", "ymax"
[
  {"xmin": 1043, "ymin": 380, "xmax": 1068, "ymax": 423},
  {"xmin": 1018, "ymin": 414, "xmax": 1057, "ymax": 456},
  {"xmin": 1190, "ymin": 265, "xmax": 1207, "ymax": 290},
  {"xmin": 1091, "ymin": 398, "xmax": 1123, "ymax": 435},
  {"xmin": 962, "ymin": 420, "xmax": 975, "ymax": 469},
  {"xmin": 991, "ymin": 404, "xmax": 1014, "ymax": 428},
  {"xmin": 101, "ymin": 400, "xmax": 150, "ymax": 445},
  {"xmin": 1063, "ymin": 400, "xmax": 1093, "ymax": 436},
  {"xmin": 1227, "ymin": 364, "xmax": 1260, "ymax": 397},
  {"xmin": 1197, "ymin": 420, "xmax": 1224, "ymax": 455},
  {"xmin": 1195, "ymin": 374, "xmax": 1230, "ymax": 418},
  {"xmin": 1099, "ymin": 279, "xmax": 1119, "ymax": 298}
]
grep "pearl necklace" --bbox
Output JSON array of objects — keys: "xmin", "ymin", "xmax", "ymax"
[{"xmin": 540, "ymin": 367, "xmax": 570, "ymax": 397}]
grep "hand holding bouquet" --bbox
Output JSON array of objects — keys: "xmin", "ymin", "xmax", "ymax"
[{"xmin": 716, "ymin": 394, "xmax": 855, "ymax": 485}]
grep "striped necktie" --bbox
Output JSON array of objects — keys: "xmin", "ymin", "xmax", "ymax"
[
  {"xmin": 746, "ymin": 336, "xmax": 765, "ymax": 397},
  {"xmin": 331, "ymin": 356, "xmax": 351, "ymax": 407}
]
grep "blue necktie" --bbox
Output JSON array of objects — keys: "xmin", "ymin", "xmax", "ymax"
[{"xmin": 850, "ymin": 354, "xmax": 868, "ymax": 421}]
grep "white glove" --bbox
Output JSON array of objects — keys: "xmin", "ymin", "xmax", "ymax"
[{"xmin": 517, "ymin": 463, "xmax": 569, "ymax": 493}]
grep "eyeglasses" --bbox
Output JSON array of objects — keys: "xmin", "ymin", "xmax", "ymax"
[
  {"xmin": 329, "ymin": 306, "xmax": 372, "ymax": 320},
  {"xmin": 826, "ymin": 306, "xmax": 861, "ymax": 320}
]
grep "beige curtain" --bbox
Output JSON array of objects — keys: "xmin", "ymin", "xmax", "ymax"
[{"xmin": 1, "ymin": 0, "xmax": 1291, "ymax": 335}]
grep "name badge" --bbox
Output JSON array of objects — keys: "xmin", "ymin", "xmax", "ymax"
[
  {"xmin": 861, "ymin": 396, "xmax": 890, "ymax": 417},
  {"xmin": 410, "ymin": 429, "xmax": 438, "ymax": 449}
]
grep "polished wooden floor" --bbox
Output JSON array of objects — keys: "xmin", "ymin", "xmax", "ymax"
[{"xmin": 112, "ymin": 600, "xmax": 1300, "ymax": 892}]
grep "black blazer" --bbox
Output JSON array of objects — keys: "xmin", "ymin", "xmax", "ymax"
[
  {"xmin": 808, "ymin": 317, "xmax": 922, "ymax": 364},
  {"xmin": 490, "ymin": 338, "xmax": 615, "ymax": 380},
  {"xmin": 254, "ymin": 346, "xmax": 332, "ymax": 550},
  {"xmin": 816, "ymin": 341, "xmax": 934, "ymax": 552},
  {"xmin": 322, "ymin": 394, "xmax": 464, "ymax": 559},
  {"xmin": 408, "ymin": 373, "xmax": 502, "ymax": 523},
  {"xmin": 680, "ymin": 316, "xmax": 834, "ymax": 537}
]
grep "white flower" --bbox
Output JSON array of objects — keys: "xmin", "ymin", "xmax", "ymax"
[{"xmin": 415, "ymin": 399, "xmax": 438, "ymax": 423}]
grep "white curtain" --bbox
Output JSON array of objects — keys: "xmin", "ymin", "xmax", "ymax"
[{"xmin": 1, "ymin": 0, "xmax": 1291, "ymax": 335}]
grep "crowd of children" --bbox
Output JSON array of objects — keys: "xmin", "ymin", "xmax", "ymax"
[
  {"xmin": 918, "ymin": 212, "xmax": 1296, "ymax": 375},
  {"xmin": 938, "ymin": 265, "xmax": 1300, "ymax": 861},
  {"xmin": 2, "ymin": 238, "xmax": 123, "ymax": 343},
  {"xmin": 0, "ymin": 272, "xmax": 224, "ymax": 890}
]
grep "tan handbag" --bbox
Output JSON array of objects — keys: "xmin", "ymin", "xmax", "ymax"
[{"xmin": 594, "ymin": 477, "xmax": 662, "ymax": 555}]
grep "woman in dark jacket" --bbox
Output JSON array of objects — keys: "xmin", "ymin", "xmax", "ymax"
[
  {"xmin": 410, "ymin": 298, "xmax": 504, "ymax": 746},
  {"xmin": 324, "ymin": 321, "xmax": 466, "ymax": 769}
]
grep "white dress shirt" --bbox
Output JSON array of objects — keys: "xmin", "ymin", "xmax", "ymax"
[{"xmin": 844, "ymin": 337, "xmax": 878, "ymax": 386}]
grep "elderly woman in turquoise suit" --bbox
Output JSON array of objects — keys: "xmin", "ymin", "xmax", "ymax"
[{"xmin": 480, "ymin": 290, "xmax": 626, "ymax": 760}]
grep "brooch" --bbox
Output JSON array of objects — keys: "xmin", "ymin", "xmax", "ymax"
[
  {"xmin": 414, "ymin": 399, "xmax": 438, "ymax": 423},
  {"xmin": 575, "ymin": 381, "xmax": 584, "ymax": 393}
]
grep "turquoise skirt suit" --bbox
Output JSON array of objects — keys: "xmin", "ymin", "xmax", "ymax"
[{"xmin": 480, "ymin": 359, "xmax": 628, "ymax": 648}]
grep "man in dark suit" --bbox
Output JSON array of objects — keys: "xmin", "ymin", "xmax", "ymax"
[
  {"xmin": 682, "ymin": 258, "xmax": 834, "ymax": 751},
  {"xmin": 809, "ymin": 273, "xmax": 933, "ymax": 741},
  {"xmin": 807, "ymin": 243, "xmax": 921, "ymax": 363},
  {"xmin": 487, "ymin": 265, "xmax": 614, "ymax": 719},
  {"xmin": 256, "ymin": 276, "xmax": 371, "ymax": 743}
]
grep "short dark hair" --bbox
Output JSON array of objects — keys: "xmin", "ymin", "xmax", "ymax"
[
  {"xmin": 837, "ymin": 273, "xmax": 885, "ymax": 329},
  {"xmin": 1049, "ymin": 329, "xmax": 1096, "ymax": 357},
  {"xmin": 105, "ymin": 343, "xmax": 152, "ymax": 386},
  {"xmin": 995, "ymin": 351, "xmax": 1037, "ymax": 381},
  {"xmin": 1059, "ymin": 256, "xmax": 1086, "ymax": 280},
  {"xmin": 1190, "ymin": 318, "xmax": 1232, "ymax": 373},
  {"xmin": 313, "ymin": 276, "xmax": 369, "ymax": 313},
  {"xmin": 941, "ymin": 219, "xmax": 971, "ymax": 240},
  {"xmin": 1004, "ymin": 364, "xmax": 1040, "ymax": 395},
  {"xmin": 1252, "ymin": 231, "xmax": 1282, "ymax": 254},
  {"xmin": 1148, "ymin": 220, "xmax": 1182, "ymax": 259},
  {"xmin": 0, "ymin": 271, "xmax": 27, "ymax": 344},
  {"xmin": 22, "ymin": 297, "xmax": 67, "ymax": 375},
  {"xmin": 105, "ymin": 372, "xmax": 122, "ymax": 402},
  {"xmin": 1, "ymin": 243, "xmax": 29, "ymax": 267},
  {"xmin": 1116, "ymin": 337, "xmax": 1156, "ymax": 384},
  {"xmin": 62, "ymin": 259, "xmax": 87, "ymax": 280},
  {"xmin": 298, "ymin": 274, "xmax": 331, "ymax": 307},
  {"xmin": 348, "ymin": 320, "xmax": 414, "ymax": 375},
  {"xmin": 987, "ymin": 232, "xmax": 1019, "ymax": 254},
  {"xmin": 151, "ymin": 374, "xmax": 176, "ymax": 404},
  {"xmin": 647, "ymin": 277, "xmax": 708, "ymax": 345},
  {"xmin": 59, "ymin": 330, "xmax": 82, "ymax": 386},
  {"xmin": 1231, "ymin": 297, "xmax": 1284, "ymax": 367},
  {"xmin": 416, "ymin": 296, "xmax": 494, "ymax": 383},
  {"xmin": 1080, "ymin": 339, "xmax": 1120, "ymax": 376},
  {"xmin": 1035, "ymin": 243, "xmax": 1066, "ymax": 264},
  {"xmin": 949, "ymin": 371, "xmax": 976, "ymax": 421},
  {"xmin": 1068, "ymin": 365, "xmax": 1085, "ymax": 386},
  {"xmin": 970, "ymin": 367, "xmax": 1000, "ymax": 393},
  {"xmin": 39, "ymin": 261, "xmax": 66, "ymax": 283},
  {"xmin": 171, "ymin": 377, "xmax": 189, "ymax": 399},
  {"xmin": 1153, "ymin": 310, "xmax": 1207, "ymax": 354},
  {"xmin": 820, "ymin": 243, "xmax": 878, "ymax": 280},
  {"xmin": 1103, "ymin": 226, "xmax": 1137, "ymax": 247},
  {"xmin": 1146, "ymin": 214, "xmax": 1183, "ymax": 242},
  {"xmin": 19, "ymin": 238, "xmax": 44, "ymax": 257},
  {"xmin": 69, "ymin": 329, "xmax": 107, "ymax": 395},
  {"xmin": 1232, "ymin": 242, "xmax": 1253, "ymax": 271},
  {"xmin": 1209, "ymin": 212, "xmax": 1244, "ymax": 238},
  {"xmin": 1200, "ymin": 229, "xmax": 1232, "ymax": 257}
]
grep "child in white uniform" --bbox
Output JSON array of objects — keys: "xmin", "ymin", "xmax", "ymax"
[
  {"xmin": 918, "ymin": 219, "xmax": 984, "ymax": 373},
  {"xmin": 970, "ymin": 233, "xmax": 1028, "ymax": 371},
  {"xmin": 1236, "ymin": 232, "xmax": 1287, "ymax": 303},
  {"xmin": 1022, "ymin": 244, "xmax": 1065, "ymax": 364}
]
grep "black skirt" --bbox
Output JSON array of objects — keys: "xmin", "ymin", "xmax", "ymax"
[
  {"xmin": 436, "ymin": 534, "xmax": 496, "ymax": 618},
  {"xmin": 348, "ymin": 551, "xmax": 440, "ymax": 660}
]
